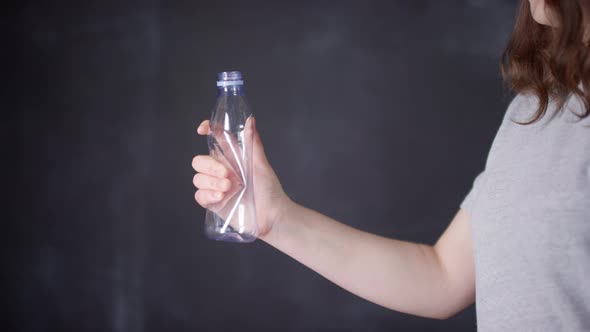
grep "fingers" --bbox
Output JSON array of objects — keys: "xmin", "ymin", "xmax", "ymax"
[
  {"xmin": 196, "ymin": 120, "xmax": 210, "ymax": 135},
  {"xmin": 192, "ymin": 155, "xmax": 231, "ymax": 208},
  {"xmin": 194, "ymin": 189, "xmax": 224, "ymax": 207},
  {"xmin": 193, "ymin": 173, "xmax": 231, "ymax": 192},
  {"xmin": 192, "ymin": 155, "xmax": 228, "ymax": 178}
]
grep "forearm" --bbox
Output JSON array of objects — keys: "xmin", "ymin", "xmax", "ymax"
[{"xmin": 261, "ymin": 200, "xmax": 453, "ymax": 319}]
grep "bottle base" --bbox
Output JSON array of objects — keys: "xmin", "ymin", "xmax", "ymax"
[
  {"xmin": 205, "ymin": 229, "xmax": 257, "ymax": 243},
  {"xmin": 205, "ymin": 210, "xmax": 258, "ymax": 243}
]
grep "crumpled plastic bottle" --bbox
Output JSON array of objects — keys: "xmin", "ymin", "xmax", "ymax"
[{"xmin": 204, "ymin": 71, "xmax": 258, "ymax": 243}]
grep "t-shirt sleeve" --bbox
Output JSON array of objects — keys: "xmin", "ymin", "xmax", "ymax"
[{"xmin": 460, "ymin": 171, "xmax": 486, "ymax": 213}]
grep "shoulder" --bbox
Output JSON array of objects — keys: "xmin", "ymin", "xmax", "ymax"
[
  {"xmin": 502, "ymin": 93, "xmax": 540, "ymax": 125},
  {"xmin": 505, "ymin": 90, "xmax": 589, "ymax": 125}
]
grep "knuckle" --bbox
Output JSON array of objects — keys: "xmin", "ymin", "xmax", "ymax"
[
  {"xmin": 212, "ymin": 177, "xmax": 221, "ymax": 189},
  {"xmin": 217, "ymin": 166, "xmax": 228, "ymax": 178},
  {"xmin": 206, "ymin": 162, "xmax": 217, "ymax": 174}
]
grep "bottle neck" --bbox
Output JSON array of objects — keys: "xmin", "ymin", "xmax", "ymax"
[{"xmin": 217, "ymin": 85, "xmax": 245, "ymax": 96}]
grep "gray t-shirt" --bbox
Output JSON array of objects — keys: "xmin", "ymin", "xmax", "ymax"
[{"xmin": 461, "ymin": 92, "xmax": 590, "ymax": 331}]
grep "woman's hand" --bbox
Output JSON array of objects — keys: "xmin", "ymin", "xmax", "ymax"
[{"xmin": 192, "ymin": 116, "xmax": 291, "ymax": 238}]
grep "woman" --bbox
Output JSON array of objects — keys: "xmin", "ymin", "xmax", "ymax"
[{"xmin": 192, "ymin": 0, "xmax": 589, "ymax": 330}]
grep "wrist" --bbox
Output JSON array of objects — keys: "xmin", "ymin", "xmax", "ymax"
[{"xmin": 259, "ymin": 195, "xmax": 297, "ymax": 242}]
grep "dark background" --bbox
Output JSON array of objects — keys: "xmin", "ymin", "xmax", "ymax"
[{"xmin": 7, "ymin": 0, "xmax": 516, "ymax": 331}]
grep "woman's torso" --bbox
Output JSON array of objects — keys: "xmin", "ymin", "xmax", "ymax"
[{"xmin": 462, "ymin": 92, "xmax": 590, "ymax": 331}]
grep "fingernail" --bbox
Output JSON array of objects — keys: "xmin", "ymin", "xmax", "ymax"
[{"xmin": 214, "ymin": 191, "xmax": 222, "ymax": 198}]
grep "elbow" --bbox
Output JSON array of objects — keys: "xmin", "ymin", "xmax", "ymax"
[
  {"xmin": 423, "ymin": 288, "xmax": 474, "ymax": 320},
  {"xmin": 396, "ymin": 309, "xmax": 456, "ymax": 321},
  {"xmin": 426, "ymin": 303, "xmax": 469, "ymax": 320},
  {"xmin": 430, "ymin": 311, "xmax": 455, "ymax": 320},
  {"xmin": 387, "ymin": 304, "xmax": 460, "ymax": 320}
]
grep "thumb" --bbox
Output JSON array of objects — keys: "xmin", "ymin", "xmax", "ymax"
[{"xmin": 251, "ymin": 117, "xmax": 271, "ymax": 168}]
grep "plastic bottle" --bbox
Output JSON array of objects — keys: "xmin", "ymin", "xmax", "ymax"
[{"xmin": 204, "ymin": 71, "xmax": 258, "ymax": 243}]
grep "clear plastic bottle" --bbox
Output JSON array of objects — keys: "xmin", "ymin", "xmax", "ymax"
[{"xmin": 204, "ymin": 71, "xmax": 258, "ymax": 243}]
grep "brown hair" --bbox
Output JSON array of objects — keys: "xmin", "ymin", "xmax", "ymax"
[{"xmin": 501, "ymin": 0, "xmax": 590, "ymax": 124}]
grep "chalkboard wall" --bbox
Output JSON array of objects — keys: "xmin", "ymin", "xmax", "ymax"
[{"xmin": 8, "ymin": 0, "xmax": 515, "ymax": 331}]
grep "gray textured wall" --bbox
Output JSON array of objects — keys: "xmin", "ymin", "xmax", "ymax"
[{"xmin": 8, "ymin": 0, "xmax": 516, "ymax": 331}]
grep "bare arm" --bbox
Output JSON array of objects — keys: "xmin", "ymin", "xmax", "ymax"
[
  {"xmin": 193, "ymin": 118, "xmax": 475, "ymax": 319},
  {"xmin": 262, "ymin": 203, "xmax": 475, "ymax": 319}
]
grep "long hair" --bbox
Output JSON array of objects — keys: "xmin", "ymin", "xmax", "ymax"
[{"xmin": 501, "ymin": 0, "xmax": 590, "ymax": 124}]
